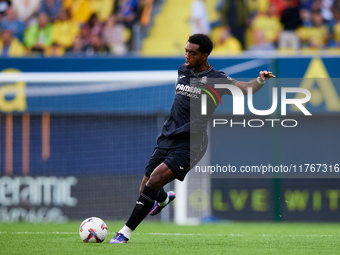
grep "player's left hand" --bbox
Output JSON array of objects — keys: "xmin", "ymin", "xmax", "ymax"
[{"xmin": 259, "ymin": 70, "xmax": 276, "ymax": 81}]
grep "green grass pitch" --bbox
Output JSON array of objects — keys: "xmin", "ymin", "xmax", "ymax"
[{"xmin": 1, "ymin": 221, "xmax": 340, "ymax": 254}]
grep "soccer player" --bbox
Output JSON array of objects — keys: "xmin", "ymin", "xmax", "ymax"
[{"xmin": 110, "ymin": 33, "xmax": 275, "ymax": 243}]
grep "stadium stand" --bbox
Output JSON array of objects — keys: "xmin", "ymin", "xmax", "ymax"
[
  {"xmin": 141, "ymin": 0, "xmax": 194, "ymax": 56},
  {"xmin": 0, "ymin": 0, "xmax": 340, "ymax": 57}
]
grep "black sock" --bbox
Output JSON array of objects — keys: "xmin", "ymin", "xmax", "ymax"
[
  {"xmin": 156, "ymin": 188, "xmax": 167, "ymax": 203},
  {"xmin": 126, "ymin": 185, "xmax": 158, "ymax": 230}
]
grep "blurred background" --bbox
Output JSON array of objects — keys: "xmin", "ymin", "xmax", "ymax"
[
  {"xmin": 0, "ymin": 0, "xmax": 339, "ymax": 224},
  {"xmin": 0, "ymin": 0, "xmax": 339, "ymax": 56}
]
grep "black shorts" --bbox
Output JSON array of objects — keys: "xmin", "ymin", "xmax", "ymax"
[{"xmin": 145, "ymin": 133, "xmax": 208, "ymax": 181}]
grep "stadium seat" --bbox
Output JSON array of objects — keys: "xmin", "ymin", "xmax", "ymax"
[{"xmin": 141, "ymin": 0, "xmax": 220, "ymax": 56}]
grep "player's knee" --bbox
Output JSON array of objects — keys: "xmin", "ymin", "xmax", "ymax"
[{"xmin": 146, "ymin": 175, "xmax": 164, "ymax": 190}]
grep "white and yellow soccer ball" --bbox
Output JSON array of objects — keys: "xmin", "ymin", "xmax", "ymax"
[{"xmin": 79, "ymin": 217, "xmax": 108, "ymax": 243}]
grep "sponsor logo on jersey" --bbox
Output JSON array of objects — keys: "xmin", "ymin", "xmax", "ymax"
[
  {"xmin": 176, "ymin": 83, "xmax": 222, "ymax": 105},
  {"xmin": 176, "ymin": 84, "xmax": 201, "ymax": 94}
]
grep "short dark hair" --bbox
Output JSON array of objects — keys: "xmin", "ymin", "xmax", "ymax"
[{"xmin": 188, "ymin": 34, "xmax": 213, "ymax": 55}]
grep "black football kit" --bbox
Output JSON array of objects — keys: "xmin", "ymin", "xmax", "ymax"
[{"xmin": 145, "ymin": 64, "xmax": 237, "ymax": 181}]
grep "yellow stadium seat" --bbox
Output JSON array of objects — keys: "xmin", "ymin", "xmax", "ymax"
[{"xmin": 141, "ymin": 0, "xmax": 194, "ymax": 56}]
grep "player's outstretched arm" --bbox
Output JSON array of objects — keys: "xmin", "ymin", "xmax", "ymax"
[{"xmin": 234, "ymin": 70, "xmax": 276, "ymax": 95}]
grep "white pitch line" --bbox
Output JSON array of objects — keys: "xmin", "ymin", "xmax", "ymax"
[
  {"xmin": 0, "ymin": 59, "xmax": 269, "ymax": 97},
  {"xmin": 0, "ymin": 232, "xmax": 78, "ymax": 234},
  {"xmin": 25, "ymin": 80, "xmax": 172, "ymax": 97},
  {"xmin": 147, "ymin": 233, "xmax": 224, "ymax": 236},
  {"xmin": 0, "ymin": 232, "xmax": 335, "ymax": 237},
  {"xmin": 221, "ymin": 59, "xmax": 269, "ymax": 76},
  {"xmin": 0, "ymin": 59, "xmax": 266, "ymax": 84},
  {"xmin": 147, "ymin": 233, "xmax": 334, "ymax": 237},
  {"xmin": 0, "ymin": 71, "xmax": 178, "ymax": 83}
]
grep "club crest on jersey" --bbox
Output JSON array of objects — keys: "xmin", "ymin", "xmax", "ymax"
[{"xmin": 200, "ymin": 76, "xmax": 207, "ymax": 84}]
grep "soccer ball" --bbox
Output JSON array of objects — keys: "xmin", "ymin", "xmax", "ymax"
[{"xmin": 79, "ymin": 217, "xmax": 108, "ymax": 243}]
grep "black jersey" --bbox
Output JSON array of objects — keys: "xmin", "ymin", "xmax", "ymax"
[{"xmin": 158, "ymin": 64, "xmax": 237, "ymax": 148}]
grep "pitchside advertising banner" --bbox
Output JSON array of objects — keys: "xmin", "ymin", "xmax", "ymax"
[
  {"xmin": 0, "ymin": 56, "xmax": 339, "ymax": 222},
  {"xmin": 0, "ymin": 57, "xmax": 339, "ymax": 113}
]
